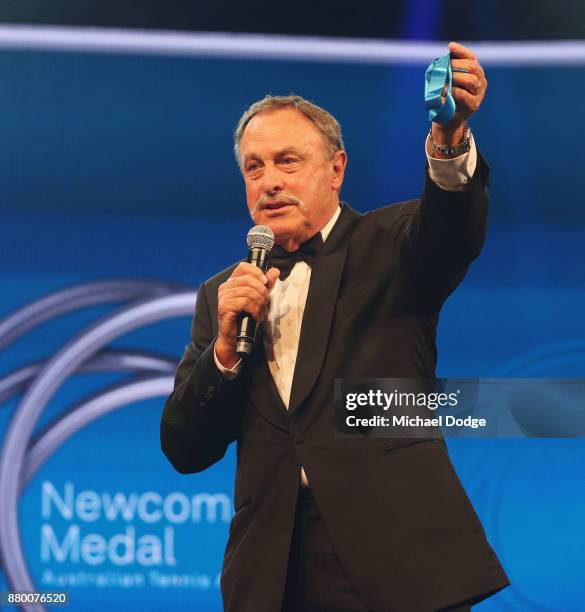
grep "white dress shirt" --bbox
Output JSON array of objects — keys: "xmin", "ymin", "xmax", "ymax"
[{"xmin": 214, "ymin": 138, "xmax": 478, "ymax": 487}]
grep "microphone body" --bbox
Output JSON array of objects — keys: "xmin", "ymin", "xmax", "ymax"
[{"xmin": 236, "ymin": 226, "xmax": 275, "ymax": 357}]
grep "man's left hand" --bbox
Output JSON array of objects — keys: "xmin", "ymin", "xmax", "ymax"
[{"xmin": 431, "ymin": 41, "xmax": 488, "ymax": 147}]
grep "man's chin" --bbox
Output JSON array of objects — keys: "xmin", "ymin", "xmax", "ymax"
[
  {"xmin": 270, "ymin": 224, "xmax": 297, "ymax": 240},
  {"xmin": 254, "ymin": 214, "xmax": 301, "ymax": 240}
]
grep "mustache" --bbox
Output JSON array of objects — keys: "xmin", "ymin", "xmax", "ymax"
[{"xmin": 253, "ymin": 192, "xmax": 304, "ymax": 213}]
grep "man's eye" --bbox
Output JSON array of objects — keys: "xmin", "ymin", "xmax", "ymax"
[
  {"xmin": 281, "ymin": 158, "xmax": 298, "ymax": 165},
  {"xmin": 247, "ymin": 163, "xmax": 261, "ymax": 173}
]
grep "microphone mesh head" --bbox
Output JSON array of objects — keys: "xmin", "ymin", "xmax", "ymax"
[{"xmin": 247, "ymin": 225, "xmax": 275, "ymax": 251}]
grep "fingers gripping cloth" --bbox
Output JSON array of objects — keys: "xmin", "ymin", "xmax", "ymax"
[{"xmin": 424, "ymin": 52, "xmax": 470, "ymax": 125}]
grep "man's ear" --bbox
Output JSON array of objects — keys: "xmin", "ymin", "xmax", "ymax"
[{"xmin": 331, "ymin": 150, "xmax": 347, "ymax": 190}]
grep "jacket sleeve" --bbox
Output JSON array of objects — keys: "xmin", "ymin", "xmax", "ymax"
[
  {"xmin": 160, "ymin": 281, "xmax": 247, "ymax": 474},
  {"xmin": 397, "ymin": 151, "xmax": 490, "ymax": 309}
]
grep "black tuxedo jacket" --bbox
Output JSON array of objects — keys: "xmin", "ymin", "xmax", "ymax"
[{"xmin": 161, "ymin": 155, "xmax": 510, "ymax": 611}]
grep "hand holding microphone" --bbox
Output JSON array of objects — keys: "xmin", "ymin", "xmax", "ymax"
[{"xmin": 215, "ymin": 226, "xmax": 280, "ymax": 368}]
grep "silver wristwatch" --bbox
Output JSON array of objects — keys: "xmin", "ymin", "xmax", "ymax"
[{"xmin": 429, "ymin": 125, "xmax": 471, "ymax": 157}]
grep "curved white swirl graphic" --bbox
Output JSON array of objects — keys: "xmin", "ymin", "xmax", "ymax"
[{"xmin": 0, "ymin": 280, "xmax": 197, "ymax": 612}]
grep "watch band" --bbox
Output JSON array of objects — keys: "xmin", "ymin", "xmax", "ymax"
[{"xmin": 429, "ymin": 125, "xmax": 471, "ymax": 157}]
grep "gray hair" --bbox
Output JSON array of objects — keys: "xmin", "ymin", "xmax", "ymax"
[{"xmin": 233, "ymin": 94, "xmax": 345, "ymax": 169}]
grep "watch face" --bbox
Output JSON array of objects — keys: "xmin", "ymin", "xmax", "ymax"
[{"xmin": 431, "ymin": 128, "xmax": 471, "ymax": 156}]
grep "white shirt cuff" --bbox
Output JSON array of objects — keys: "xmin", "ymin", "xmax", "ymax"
[
  {"xmin": 213, "ymin": 342, "xmax": 243, "ymax": 379},
  {"xmin": 426, "ymin": 132, "xmax": 477, "ymax": 192}
]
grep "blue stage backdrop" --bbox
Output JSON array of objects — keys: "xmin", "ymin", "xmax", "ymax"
[{"xmin": 1, "ymin": 43, "xmax": 584, "ymax": 612}]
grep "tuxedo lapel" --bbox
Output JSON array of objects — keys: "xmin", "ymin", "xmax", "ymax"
[
  {"xmin": 288, "ymin": 205, "xmax": 361, "ymax": 414},
  {"xmin": 245, "ymin": 322, "xmax": 290, "ymax": 431}
]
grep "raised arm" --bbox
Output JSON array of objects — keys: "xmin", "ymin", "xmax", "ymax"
[{"xmin": 399, "ymin": 43, "xmax": 490, "ymax": 307}]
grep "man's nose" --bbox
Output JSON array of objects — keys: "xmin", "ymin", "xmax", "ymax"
[{"xmin": 261, "ymin": 164, "xmax": 284, "ymax": 194}]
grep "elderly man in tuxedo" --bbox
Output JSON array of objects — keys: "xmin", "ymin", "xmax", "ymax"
[{"xmin": 161, "ymin": 42, "xmax": 510, "ymax": 611}]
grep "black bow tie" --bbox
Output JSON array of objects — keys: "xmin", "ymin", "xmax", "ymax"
[{"xmin": 270, "ymin": 233, "xmax": 324, "ymax": 281}]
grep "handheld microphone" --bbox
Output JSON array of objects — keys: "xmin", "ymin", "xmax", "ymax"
[{"xmin": 236, "ymin": 225, "xmax": 275, "ymax": 356}]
